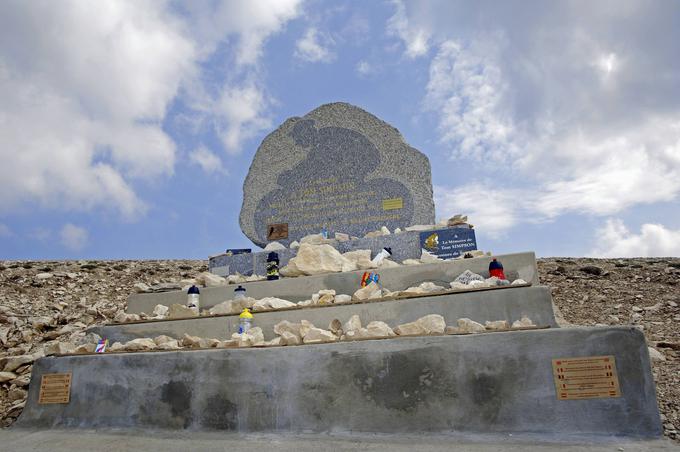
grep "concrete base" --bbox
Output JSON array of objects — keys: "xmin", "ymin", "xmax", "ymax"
[
  {"xmin": 129, "ymin": 252, "xmax": 539, "ymax": 315},
  {"xmin": 92, "ymin": 286, "xmax": 556, "ymax": 342},
  {"xmin": 17, "ymin": 327, "xmax": 662, "ymax": 437},
  {"xmin": 1, "ymin": 429, "xmax": 677, "ymax": 452}
]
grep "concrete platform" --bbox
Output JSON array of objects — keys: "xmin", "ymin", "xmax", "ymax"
[
  {"xmin": 16, "ymin": 327, "xmax": 661, "ymax": 437},
  {"xmin": 128, "ymin": 252, "xmax": 539, "ymax": 314},
  {"xmin": 0, "ymin": 429, "xmax": 677, "ymax": 452},
  {"xmin": 91, "ymin": 285, "xmax": 556, "ymax": 342}
]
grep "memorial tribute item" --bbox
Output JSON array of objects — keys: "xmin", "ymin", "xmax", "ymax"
[
  {"xmin": 489, "ymin": 258, "xmax": 506, "ymax": 280},
  {"xmin": 240, "ymin": 102, "xmax": 435, "ymax": 247},
  {"xmin": 187, "ymin": 285, "xmax": 200, "ymax": 314},
  {"xmin": 238, "ymin": 308, "xmax": 253, "ymax": 334},
  {"xmin": 420, "ymin": 227, "xmax": 477, "ymax": 260},
  {"xmin": 234, "ymin": 285, "xmax": 246, "ymax": 300},
  {"xmin": 266, "ymin": 252, "xmax": 279, "ymax": 280}
]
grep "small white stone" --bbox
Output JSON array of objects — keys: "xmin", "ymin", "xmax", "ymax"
[
  {"xmin": 511, "ymin": 279, "xmax": 527, "ymax": 285},
  {"xmin": 648, "ymin": 347, "xmax": 666, "ymax": 362},
  {"xmin": 394, "ymin": 321, "xmax": 426, "ymax": 336},
  {"xmin": 420, "ymin": 249, "xmax": 443, "ymax": 263},
  {"xmin": 334, "ymin": 294, "xmax": 352, "ymax": 304},
  {"xmin": 152, "ymin": 304, "xmax": 169, "ymax": 318},
  {"xmin": 290, "ymin": 240, "xmax": 300, "ymax": 249},
  {"xmin": 263, "ymin": 241, "xmax": 286, "ymax": 251},
  {"xmin": 457, "ymin": 318, "xmax": 486, "ymax": 333},
  {"xmin": 280, "ymin": 331, "xmax": 301, "ymax": 346},
  {"xmin": 485, "ymin": 320, "xmax": 509, "ymax": 330},
  {"xmin": 167, "ymin": 304, "xmax": 198, "ymax": 319},
  {"xmin": 334, "ymin": 232, "xmax": 350, "ymax": 242},
  {"xmin": 380, "ymin": 226, "xmax": 391, "ymax": 235},
  {"xmin": 366, "ymin": 321, "xmax": 395, "ymax": 337},
  {"xmin": 511, "ymin": 316, "xmax": 535, "ymax": 328},
  {"xmin": 303, "ymin": 327, "xmax": 337, "ymax": 344},
  {"xmin": 402, "ymin": 259, "xmax": 422, "ymax": 266},
  {"xmin": 352, "ymin": 281, "xmax": 382, "ymax": 301},
  {"xmin": 195, "ymin": 272, "xmax": 227, "ymax": 287},
  {"xmin": 153, "ymin": 335, "xmax": 175, "ymax": 346},
  {"xmin": 35, "ymin": 272, "xmax": 53, "ymax": 280},
  {"xmin": 124, "ymin": 338, "xmax": 157, "ymax": 351},
  {"xmin": 343, "ymin": 314, "xmax": 362, "ymax": 333},
  {"xmin": 416, "ymin": 314, "xmax": 446, "ymax": 334}
]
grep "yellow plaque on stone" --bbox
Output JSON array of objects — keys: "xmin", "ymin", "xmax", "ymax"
[
  {"xmin": 552, "ymin": 355, "xmax": 620, "ymax": 400},
  {"xmin": 39, "ymin": 373, "xmax": 72, "ymax": 404},
  {"xmin": 382, "ymin": 198, "xmax": 403, "ymax": 211}
]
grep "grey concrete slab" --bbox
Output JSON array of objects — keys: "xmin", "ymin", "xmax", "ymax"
[
  {"xmin": 92, "ymin": 285, "xmax": 556, "ymax": 342},
  {"xmin": 16, "ymin": 327, "xmax": 662, "ymax": 438},
  {"xmin": 0, "ymin": 429, "xmax": 678, "ymax": 452},
  {"xmin": 130, "ymin": 252, "xmax": 539, "ymax": 314}
]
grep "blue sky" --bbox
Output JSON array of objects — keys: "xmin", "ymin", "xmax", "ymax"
[{"xmin": 1, "ymin": 0, "xmax": 679, "ymax": 259}]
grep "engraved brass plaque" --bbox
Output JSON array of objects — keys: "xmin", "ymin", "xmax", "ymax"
[
  {"xmin": 39, "ymin": 373, "xmax": 72, "ymax": 404},
  {"xmin": 267, "ymin": 223, "xmax": 289, "ymax": 240},
  {"xmin": 552, "ymin": 355, "xmax": 620, "ymax": 400},
  {"xmin": 382, "ymin": 198, "xmax": 403, "ymax": 211}
]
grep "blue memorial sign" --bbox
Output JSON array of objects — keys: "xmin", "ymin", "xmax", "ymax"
[{"xmin": 419, "ymin": 228, "xmax": 477, "ymax": 260}]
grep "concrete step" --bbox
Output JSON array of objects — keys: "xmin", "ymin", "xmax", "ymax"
[
  {"xmin": 16, "ymin": 327, "xmax": 661, "ymax": 438},
  {"xmin": 127, "ymin": 251, "xmax": 539, "ymax": 314},
  {"xmin": 92, "ymin": 285, "xmax": 556, "ymax": 342}
]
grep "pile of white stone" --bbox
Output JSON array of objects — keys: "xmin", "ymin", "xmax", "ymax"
[
  {"xmin": 93, "ymin": 313, "xmax": 537, "ymax": 353},
  {"xmin": 116, "ymin": 270, "xmax": 528, "ymax": 323}
]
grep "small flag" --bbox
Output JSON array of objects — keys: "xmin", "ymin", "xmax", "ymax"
[{"xmin": 95, "ymin": 339, "xmax": 109, "ymax": 353}]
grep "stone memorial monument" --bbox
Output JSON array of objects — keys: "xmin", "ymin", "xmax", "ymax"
[{"xmin": 240, "ymin": 102, "xmax": 435, "ymax": 247}]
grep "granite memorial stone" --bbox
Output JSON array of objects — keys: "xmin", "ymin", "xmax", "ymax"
[{"xmin": 240, "ymin": 102, "xmax": 435, "ymax": 247}]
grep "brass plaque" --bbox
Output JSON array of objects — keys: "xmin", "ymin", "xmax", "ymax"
[
  {"xmin": 552, "ymin": 355, "xmax": 620, "ymax": 400},
  {"xmin": 267, "ymin": 223, "xmax": 289, "ymax": 240},
  {"xmin": 382, "ymin": 198, "xmax": 403, "ymax": 211},
  {"xmin": 39, "ymin": 373, "xmax": 72, "ymax": 404}
]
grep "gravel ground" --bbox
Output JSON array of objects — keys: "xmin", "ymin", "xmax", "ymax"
[{"xmin": 0, "ymin": 257, "xmax": 678, "ymax": 441}]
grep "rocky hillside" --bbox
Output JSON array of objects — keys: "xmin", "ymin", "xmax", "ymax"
[{"xmin": 0, "ymin": 258, "xmax": 678, "ymax": 441}]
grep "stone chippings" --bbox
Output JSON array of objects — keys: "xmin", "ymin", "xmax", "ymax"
[{"xmin": 0, "ymin": 258, "xmax": 679, "ymax": 442}]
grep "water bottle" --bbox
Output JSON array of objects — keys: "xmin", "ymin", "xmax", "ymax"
[
  {"xmin": 371, "ymin": 247, "xmax": 392, "ymax": 266},
  {"xmin": 238, "ymin": 308, "xmax": 253, "ymax": 334},
  {"xmin": 187, "ymin": 285, "xmax": 200, "ymax": 314},
  {"xmin": 234, "ymin": 285, "xmax": 246, "ymax": 300}
]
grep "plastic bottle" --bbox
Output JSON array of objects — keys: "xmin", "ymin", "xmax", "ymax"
[
  {"xmin": 371, "ymin": 247, "xmax": 392, "ymax": 266},
  {"xmin": 187, "ymin": 285, "xmax": 200, "ymax": 314},
  {"xmin": 266, "ymin": 252, "xmax": 280, "ymax": 281},
  {"xmin": 238, "ymin": 308, "xmax": 253, "ymax": 334},
  {"xmin": 321, "ymin": 224, "xmax": 329, "ymax": 239},
  {"xmin": 234, "ymin": 285, "xmax": 246, "ymax": 300}
]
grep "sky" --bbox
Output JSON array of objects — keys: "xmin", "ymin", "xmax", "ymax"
[{"xmin": 1, "ymin": 0, "xmax": 679, "ymax": 260}]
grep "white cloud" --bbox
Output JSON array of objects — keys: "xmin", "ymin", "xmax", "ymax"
[
  {"xmin": 386, "ymin": 0, "xmax": 430, "ymax": 58},
  {"xmin": 590, "ymin": 219, "xmax": 680, "ymax": 257},
  {"xmin": 0, "ymin": 223, "xmax": 12, "ymax": 238},
  {"xmin": 295, "ymin": 27, "xmax": 335, "ymax": 63},
  {"xmin": 0, "ymin": 1, "xmax": 302, "ymax": 219},
  {"xmin": 60, "ymin": 223, "xmax": 88, "ymax": 251},
  {"xmin": 356, "ymin": 60, "xmax": 374, "ymax": 76},
  {"xmin": 189, "ymin": 146, "xmax": 226, "ymax": 175}
]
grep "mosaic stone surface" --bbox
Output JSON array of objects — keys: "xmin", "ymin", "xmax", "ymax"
[{"xmin": 240, "ymin": 103, "xmax": 435, "ymax": 247}]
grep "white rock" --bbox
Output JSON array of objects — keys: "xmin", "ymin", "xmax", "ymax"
[
  {"xmin": 394, "ymin": 228, "xmax": 402, "ymax": 234},
  {"xmin": 468, "ymin": 280, "xmax": 491, "ymax": 288},
  {"xmin": 420, "ymin": 248, "xmax": 443, "ymax": 263},
  {"xmin": 196, "ymin": 272, "xmax": 227, "ymax": 287},
  {"xmin": 445, "ymin": 325, "xmax": 461, "ymax": 334},
  {"xmin": 289, "ymin": 240, "xmax": 300, "ymax": 249},
  {"xmin": 153, "ymin": 335, "xmax": 175, "ymax": 346},
  {"xmin": 329, "ymin": 319, "xmax": 343, "ymax": 335},
  {"xmin": 167, "ymin": 304, "xmax": 198, "ymax": 319},
  {"xmin": 252, "ymin": 297, "xmax": 296, "ymax": 311},
  {"xmin": 352, "ymin": 281, "xmax": 382, "ymax": 301},
  {"xmin": 152, "ymin": 304, "xmax": 169, "ymax": 318},
  {"xmin": 511, "ymin": 279, "xmax": 527, "ymax": 285},
  {"xmin": 114, "ymin": 311, "xmax": 141, "ymax": 323},
  {"xmin": 380, "ymin": 226, "xmax": 391, "ymax": 235},
  {"xmin": 265, "ymin": 337, "xmax": 282, "ymax": 346},
  {"xmin": 303, "ymin": 327, "xmax": 337, "ymax": 344},
  {"xmin": 134, "ymin": 282, "xmax": 151, "ymax": 293},
  {"xmin": 209, "ymin": 300, "xmax": 239, "ymax": 315},
  {"xmin": 457, "ymin": 318, "xmax": 486, "ymax": 333},
  {"xmin": 648, "ymin": 347, "xmax": 666, "ymax": 362},
  {"xmin": 343, "ymin": 315, "xmax": 362, "ymax": 333},
  {"xmin": 334, "ymin": 294, "xmax": 352, "ymax": 304},
  {"xmin": 45, "ymin": 342, "xmax": 76, "ymax": 356},
  {"xmin": 109, "ymin": 342, "xmax": 125, "ymax": 352},
  {"xmin": 454, "ymin": 270, "xmax": 485, "ymax": 285},
  {"xmin": 344, "ymin": 328, "xmax": 370, "ymax": 340},
  {"xmin": 181, "ymin": 334, "xmax": 202, "ymax": 348},
  {"xmin": 485, "ymin": 320, "xmax": 509, "ymax": 330},
  {"xmin": 0, "ymin": 372, "xmax": 17, "ymax": 383},
  {"xmin": 156, "ymin": 340, "xmax": 181, "ymax": 350},
  {"xmin": 283, "ymin": 244, "xmax": 356, "ymax": 275},
  {"xmin": 35, "ymin": 272, "xmax": 53, "ymax": 280},
  {"xmin": 263, "ymin": 241, "xmax": 286, "ymax": 251},
  {"xmin": 280, "ymin": 331, "xmax": 301, "ymax": 346},
  {"xmin": 299, "ymin": 320, "xmax": 315, "ymax": 338},
  {"xmin": 3, "ymin": 355, "xmax": 35, "ymax": 372},
  {"xmin": 226, "ymin": 273, "xmax": 247, "ymax": 284},
  {"xmin": 342, "ymin": 250, "xmax": 376, "ymax": 270},
  {"xmin": 415, "ymin": 314, "xmax": 446, "ymax": 334},
  {"xmin": 511, "ymin": 316, "xmax": 535, "ymax": 328},
  {"xmin": 394, "ymin": 321, "xmax": 426, "ymax": 336},
  {"xmin": 449, "ymin": 282, "xmax": 469, "ymax": 290},
  {"xmin": 334, "ymin": 232, "xmax": 350, "ymax": 242},
  {"xmin": 402, "ymin": 259, "xmax": 422, "ymax": 265},
  {"xmin": 124, "ymin": 338, "xmax": 157, "ymax": 351},
  {"xmin": 297, "ymin": 299, "xmax": 313, "ymax": 306},
  {"xmin": 366, "ymin": 321, "xmax": 395, "ymax": 337},
  {"xmin": 403, "ymin": 281, "xmax": 445, "ymax": 295},
  {"xmin": 74, "ymin": 344, "xmax": 96, "ymax": 354},
  {"xmin": 239, "ymin": 327, "xmax": 265, "ymax": 347},
  {"xmin": 406, "ymin": 224, "xmax": 437, "ymax": 232},
  {"xmin": 378, "ymin": 259, "xmax": 400, "ymax": 268},
  {"xmin": 274, "ymin": 320, "xmax": 303, "ymax": 339},
  {"xmin": 300, "ymin": 233, "xmax": 325, "ymax": 245}
]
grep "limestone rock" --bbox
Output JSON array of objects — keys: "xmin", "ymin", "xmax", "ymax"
[
  {"xmin": 445, "ymin": 325, "xmax": 461, "ymax": 334},
  {"xmin": 335, "ymin": 232, "xmax": 350, "ymax": 242},
  {"xmin": 74, "ymin": 344, "xmax": 96, "ymax": 354},
  {"xmin": 416, "ymin": 314, "xmax": 446, "ymax": 334},
  {"xmin": 303, "ymin": 327, "xmax": 337, "ymax": 344},
  {"xmin": 344, "ymin": 328, "xmax": 370, "ymax": 340},
  {"xmin": 485, "ymin": 320, "xmax": 509, "ymax": 330},
  {"xmin": 209, "ymin": 300, "xmax": 239, "ymax": 315},
  {"xmin": 239, "ymin": 327, "xmax": 265, "ymax": 347},
  {"xmin": 402, "ymin": 259, "xmax": 422, "ymax": 266},
  {"xmin": 152, "ymin": 304, "xmax": 168, "ymax": 318},
  {"xmin": 449, "ymin": 281, "xmax": 469, "ymax": 290},
  {"xmin": 274, "ymin": 320, "xmax": 303, "ymax": 339},
  {"xmin": 343, "ymin": 315, "xmax": 362, "ymax": 333},
  {"xmin": 334, "ymin": 294, "xmax": 352, "ymax": 304},
  {"xmin": 512, "ymin": 279, "xmax": 528, "ymax": 285},
  {"xmin": 35, "ymin": 272, "xmax": 53, "ymax": 280},
  {"xmin": 157, "ymin": 340, "xmax": 181, "ymax": 350},
  {"xmin": 352, "ymin": 281, "xmax": 382, "ymax": 301},
  {"xmin": 290, "ymin": 240, "xmax": 300, "ymax": 249},
  {"xmin": 263, "ymin": 241, "xmax": 286, "ymax": 251},
  {"xmin": 512, "ymin": 316, "xmax": 535, "ymax": 328},
  {"xmin": 252, "ymin": 297, "xmax": 296, "ymax": 311},
  {"xmin": 181, "ymin": 333, "xmax": 202, "ymax": 348},
  {"xmin": 0, "ymin": 372, "xmax": 17, "ymax": 383},
  {"xmin": 8, "ymin": 388, "xmax": 27, "ymax": 402},
  {"xmin": 420, "ymin": 249, "xmax": 443, "ymax": 263},
  {"xmin": 280, "ymin": 331, "xmax": 301, "ymax": 346},
  {"xmin": 468, "ymin": 280, "xmax": 491, "ymax": 288},
  {"xmin": 403, "ymin": 281, "xmax": 445, "ymax": 295},
  {"xmin": 366, "ymin": 321, "xmax": 395, "ymax": 337},
  {"xmin": 3, "ymin": 355, "xmax": 34, "ymax": 372},
  {"xmin": 457, "ymin": 318, "xmax": 486, "ymax": 333},
  {"xmin": 312, "ymin": 289, "xmax": 336, "ymax": 305},
  {"xmin": 109, "ymin": 342, "xmax": 125, "ymax": 352},
  {"xmin": 153, "ymin": 335, "xmax": 176, "ymax": 346},
  {"xmin": 378, "ymin": 259, "xmax": 400, "ymax": 268},
  {"xmin": 113, "ymin": 312, "xmax": 141, "ymax": 323},
  {"xmin": 342, "ymin": 250, "xmax": 376, "ymax": 270},
  {"xmin": 284, "ymin": 244, "xmax": 356, "ymax": 276},
  {"xmin": 195, "ymin": 272, "xmax": 227, "ymax": 287},
  {"xmin": 648, "ymin": 347, "xmax": 666, "ymax": 362},
  {"xmin": 300, "ymin": 233, "xmax": 325, "ymax": 245},
  {"xmin": 299, "ymin": 320, "xmax": 315, "ymax": 338},
  {"xmin": 380, "ymin": 226, "xmax": 391, "ymax": 235},
  {"xmin": 133, "ymin": 282, "xmax": 151, "ymax": 293},
  {"xmin": 329, "ymin": 319, "xmax": 343, "ymax": 335},
  {"xmin": 45, "ymin": 342, "xmax": 76, "ymax": 356},
  {"xmin": 394, "ymin": 321, "xmax": 426, "ymax": 336},
  {"xmin": 167, "ymin": 304, "xmax": 198, "ymax": 319},
  {"xmin": 124, "ymin": 338, "xmax": 157, "ymax": 351},
  {"xmin": 454, "ymin": 270, "xmax": 485, "ymax": 285},
  {"xmin": 406, "ymin": 224, "xmax": 437, "ymax": 232}
]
